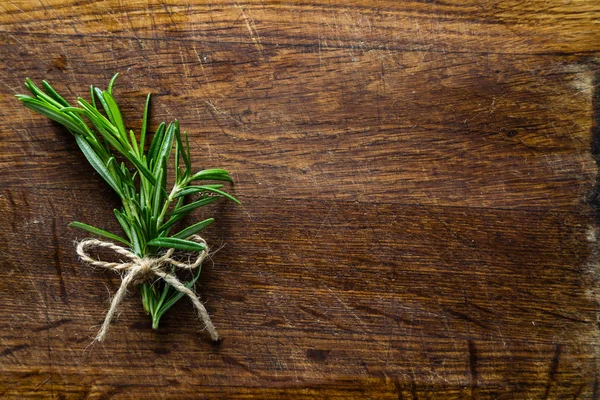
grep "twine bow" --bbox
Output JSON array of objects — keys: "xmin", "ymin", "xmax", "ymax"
[{"xmin": 76, "ymin": 235, "xmax": 218, "ymax": 342}]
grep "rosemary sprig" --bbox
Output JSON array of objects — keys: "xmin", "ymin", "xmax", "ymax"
[{"xmin": 17, "ymin": 73, "xmax": 239, "ymax": 330}]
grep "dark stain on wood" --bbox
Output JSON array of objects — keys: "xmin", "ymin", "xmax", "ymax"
[
  {"xmin": 306, "ymin": 348, "xmax": 330, "ymax": 363},
  {"xmin": 129, "ymin": 321, "xmax": 152, "ymax": 330},
  {"xmin": 32, "ymin": 318, "xmax": 72, "ymax": 333},
  {"xmin": 152, "ymin": 347, "xmax": 171, "ymax": 355},
  {"xmin": 468, "ymin": 339, "xmax": 478, "ymax": 400},
  {"xmin": 47, "ymin": 54, "xmax": 67, "ymax": 72},
  {"xmin": 542, "ymin": 343, "xmax": 562, "ymax": 399},
  {"xmin": 410, "ymin": 380, "xmax": 419, "ymax": 400}
]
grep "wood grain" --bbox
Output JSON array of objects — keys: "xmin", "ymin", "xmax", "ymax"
[{"xmin": 1, "ymin": 1, "xmax": 599, "ymax": 398}]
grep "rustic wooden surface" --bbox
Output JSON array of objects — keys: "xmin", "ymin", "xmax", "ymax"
[{"xmin": 1, "ymin": 1, "xmax": 599, "ymax": 398}]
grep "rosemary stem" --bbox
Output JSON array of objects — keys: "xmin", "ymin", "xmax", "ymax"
[
  {"xmin": 152, "ymin": 314, "xmax": 161, "ymax": 330},
  {"xmin": 156, "ymin": 184, "xmax": 180, "ymax": 229}
]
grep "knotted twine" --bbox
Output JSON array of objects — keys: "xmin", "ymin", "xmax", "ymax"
[{"xmin": 76, "ymin": 234, "xmax": 219, "ymax": 342}]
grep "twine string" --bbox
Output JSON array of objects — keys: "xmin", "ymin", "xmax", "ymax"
[{"xmin": 76, "ymin": 235, "xmax": 218, "ymax": 342}]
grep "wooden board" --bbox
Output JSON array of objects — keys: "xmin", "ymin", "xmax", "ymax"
[{"xmin": 0, "ymin": 1, "xmax": 599, "ymax": 398}]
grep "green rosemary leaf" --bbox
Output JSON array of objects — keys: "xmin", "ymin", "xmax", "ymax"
[
  {"xmin": 14, "ymin": 94, "xmax": 33, "ymax": 101},
  {"xmin": 127, "ymin": 150, "xmax": 156, "ymax": 185},
  {"xmin": 77, "ymin": 98, "xmax": 120, "ymax": 136},
  {"xmin": 184, "ymin": 131, "xmax": 192, "ymax": 178},
  {"xmin": 129, "ymin": 130, "xmax": 140, "ymax": 156},
  {"xmin": 140, "ymin": 93, "xmax": 151, "ymax": 152},
  {"xmin": 174, "ymin": 135, "xmax": 180, "ymax": 183},
  {"xmin": 175, "ymin": 185, "xmax": 240, "ymax": 204},
  {"xmin": 170, "ymin": 196, "xmax": 220, "ymax": 216},
  {"xmin": 41, "ymin": 80, "xmax": 70, "ymax": 107},
  {"xmin": 188, "ymin": 169, "xmax": 233, "ymax": 182},
  {"xmin": 114, "ymin": 209, "xmax": 133, "ymax": 240},
  {"xmin": 130, "ymin": 222, "xmax": 145, "ymax": 256},
  {"xmin": 147, "ymin": 237, "xmax": 207, "ymax": 252},
  {"xmin": 48, "ymin": 106, "xmax": 96, "ymax": 140},
  {"xmin": 74, "ymin": 135, "xmax": 122, "ymax": 196},
  {"xmin": 130, "ymin": 196, "xmax": 145, "ymax": 219},
  {"xmin": 153, "ymin": 266, "xmax": 201, "ymax": 325},
  {"xmin": 175, "ymin": 125, "xmax": 191, "ymax": 173},
  {"xmin": 90, "ymin": 88, "xmax": 131, "ymax": 150},
  {"xmin": 24, "ymin": 78, "xmax": 64, "ymax": 110},
  {"xmin": 153, "ymin": 279, "xmax": 173, "ymax": 317},
  {"xmin": 146, "ymin": 286, "xmax": 157, "ymax": 316},
  {"xmin": 89, "ymin": 85, "xmax": 96, "ymax": 109},
  {"xmin": 69, "ymin": 221, "xmax": 131, "ymax": 246},
  {"xmin": 51, "ymin": 110, "xmax": 99, "ymax": 143},
  {"xmin": 116, "ymin": 160, "xmax": 132, "ymax": 186},
  {"xmin": 58, "ymin": 106, "xmax": 84, "ymax": 114},
  {"xmin": 107, "ymin": 72, "xmax": 119, "ymax": 95},
  {"xmin": 18, "ymin": 97, "xmax": 86, "ymax": 136},
  {"xmin": 152, "ymin": 165, "xmax": 165, "ymax": 219},
  {"xmin": 93, "ymin": 87, "xmax": 115, "ymax": 127},
  {"xmin": 172, "ymin": 218, "xmax": 214, "ymax": 239},
  {"xmin": 147, "ymin": 122, "xmax": 166, "ymax": 165},
  {"xmin": 102, "ymin": 91, "xmax": 127, "ymax": 138},
  {"xmin": 148, "ymin": 215, "xmax": 158, "ymax": 239},
  {"xmin": 192, "ymin": 183, "xmax": 225, "ymax": 189},
  {"xmin": 85, "ymin": 116, "xmax": 128, "ymax": 156},
  {"xmin": 154, "ymin": 122, "xmax": 175, "ymax": 173},
  {"xmin": 158, "ymin": 212, "xmax": 187, "ymax": 232},
  {"xmin": 107, "ymin": 157, "xmax": 122, "ymax": 184},
  {"xmin": 190, "ymin": 173, "xmax": 233, "ymax": 183},
  {"xmin": 193, "ymin": 168, "xmax": 230, "ymax": 176},
  {"xmin": 140, "ymin": 284, "xmax": 153, "ymax": 314}
]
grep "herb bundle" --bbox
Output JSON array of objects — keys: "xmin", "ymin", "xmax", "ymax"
[{"xmin": 17, "ymin": 73, "xmax": 238, "ymax": 341}]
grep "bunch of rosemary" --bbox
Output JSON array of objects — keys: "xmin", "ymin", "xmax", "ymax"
[{"xmin": 16, "ymin": 73, "xmax": 238, "ymax": 332}]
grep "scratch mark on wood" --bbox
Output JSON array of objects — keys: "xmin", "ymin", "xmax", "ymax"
[
  {"xmin": 441, "ymin": 306, "xmax": 488, "ymax": 331},
  {"xmin": 0, "ymin": 344, "xmax": 29, "ymax": 358},
  {"xmin": 33, "ymin": 376, "xmax": 52, "ymax": 392},
  {"xmin": 236, "ymin": 4, "xmax": 265, "ymax": 64}
]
